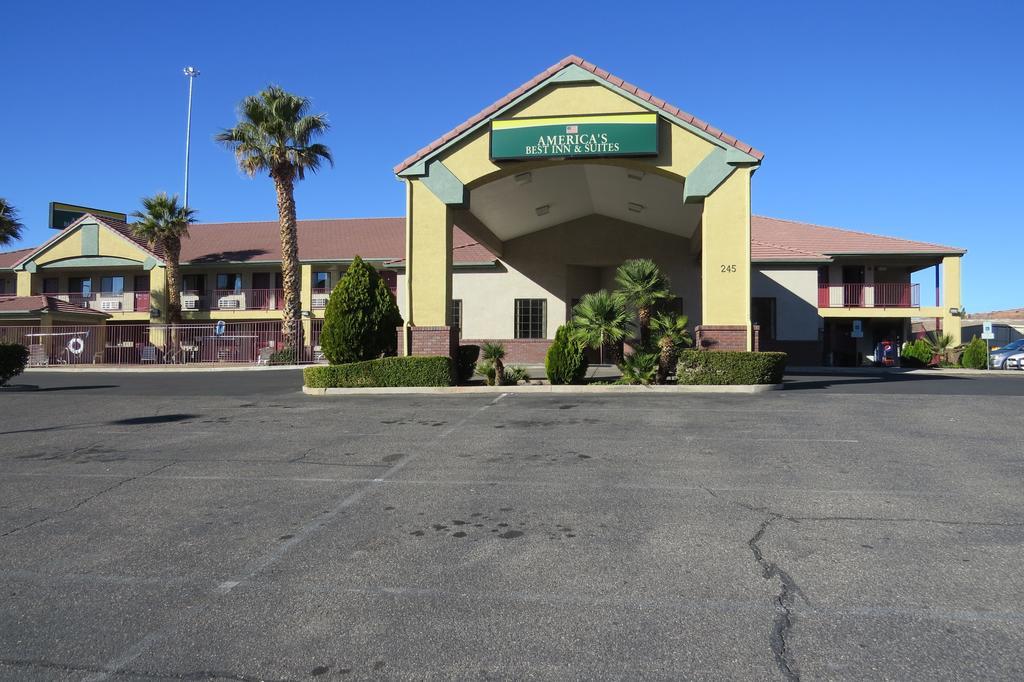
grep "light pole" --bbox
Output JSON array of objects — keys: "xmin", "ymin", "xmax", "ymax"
[{"xmin": 183, "ymin": 66, "xmax": 200, "ymax": 209}]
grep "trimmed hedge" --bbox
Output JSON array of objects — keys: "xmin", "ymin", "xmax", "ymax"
[
  {"xmin": 304, "ymin": 356, "xmax": 452, "ymax": 388},
  {"xmin": 545, "ymin": 324, "xmax": 588, "ymax": 384},
  {"xmin": 676, "ymin": 350, "xmax": 787, "ymax": 385},
  {"xmin": 961, "ymin": 336, "xmax": 988, "ymax": 370},
  {"xmin": 320, "ymin": 255, "xmax": 403, "ymax": 364},
  {"xmin": 900, "ymin": 339, "xmax": 933, "ymax": 368},
  {"xmin": 0, "ymin": 342, "xmax": 30, "ymax": 387}
]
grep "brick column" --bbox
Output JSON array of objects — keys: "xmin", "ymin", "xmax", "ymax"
[
  {"xmin": 695, "ymin": 324, "xmax": 760, "ymax": 352},
  {"xmin": 397, "ymin": 325, "xmax": 457, "ymax": 359}
]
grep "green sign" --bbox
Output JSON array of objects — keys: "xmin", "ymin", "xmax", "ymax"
[
  {"xmin": 490, "ymin": 113, "xmax": 658, "ymax": 161},
  {"xmin": 49, "ymin": 202, "xmax": 127, "ymax": 230}
]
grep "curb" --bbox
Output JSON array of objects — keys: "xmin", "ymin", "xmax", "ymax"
[
  {"xmin": 302, "ymin": 383, "xmax": 782, "ymax": 396},
  {"xmin": 0, "ymin": 384, "xmax": 39, "ymax": 392},
  {"xmin": 788, "ymin": 366, "xmax": 1024, "ymax": 377},
  {"xmin": 23, "ymin": 365, "xmax": 308, "ymax": 374}
]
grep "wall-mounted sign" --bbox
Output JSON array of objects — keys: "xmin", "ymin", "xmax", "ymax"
[
  {"xmin": 490, "ymin": 113, "xmax": 658, "ymax": 161},
  {"xmin": 851, "ymin": 320, "xmax": 863, "ymax": 338},
  {"xmin": 49, "ymin": 202, "xmax": 127, "ymax": 230}
]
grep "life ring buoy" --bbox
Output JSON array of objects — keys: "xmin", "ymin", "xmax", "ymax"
[{"xmin": 67, "ymin": 337, "xmax": 85, "ymax": 355}]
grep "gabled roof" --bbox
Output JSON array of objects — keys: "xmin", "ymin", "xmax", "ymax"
[
  {"xmin": 395, "ymin": 55, "xmax": 764, "ymax": 175},
  {"xmin": 0, "ymin": 295, "xmax": 111, "ymax": 317},
  {"xmin": 0, "ymin": 247, "xmax": 34, "ymax": 270},
  {"xmin": 181, "ymin": 217, "xmax": 492, "ymax": 265},
  {"xmin": 10, "ymin": 213, "xmax": 163, "ymax": 269},
  {"xmin": 751, "ymin": 215, "xmax": 965, "ymax": 263}
]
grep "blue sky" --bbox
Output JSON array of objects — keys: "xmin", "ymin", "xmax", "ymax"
[{"xmin": 1, "ymin": 1, "xmax": 1020, "ymax": 311}]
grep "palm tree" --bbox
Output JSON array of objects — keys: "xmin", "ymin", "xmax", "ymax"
[
  {"xmin": 0, "ymin": 198, "xmax": 24, "ymax": 246},
  {"xmin": 480, "ymin": 341, "xmax": 507, "ymax": 386},
  {"xmin": 925, "ymin": 331, "xmax": 955, "ymax": 364},
  {"xmin": 216, "ymin": 85, "xmax": 333, "ymax": 343},
  {"xmin": 614, "ymin": 258, "xmax": 672, "ymax": 349},
  {"xmin": 131, "ymin": 193, "xmax": 195, "ymax": 324},
  {"xmin": 650, "ymin": 312, "xmax": 693, "ymax": 384},
  {"xmin": 619, "ymin": 351, "xmax": 659, "ymax": 385},
  {"xmin": 571, "ymin": 290, "xmax": 631, "ymax": 364}
]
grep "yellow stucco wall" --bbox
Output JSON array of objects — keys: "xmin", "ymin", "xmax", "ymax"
[
  {"xmin": 32, "ymin": 222, "xmax": 151, "ymax": 266},
  {"xmin": 16, "ymin": 271, "xmax": 32, "ymax": 296},
  {"xmin": 942, "ymin": 255, "xmax": 963, "ymax": 345},
  {"xmin": 701, "ymin": 167, "xmax": 752, "ymax": 347},
  {"xmin": 149, "ymin": 265, "xmax": 167, "ymax": 324},
  {"xmin": 407, "ymin": 179, "xmax": 453, "ymax": 326}
]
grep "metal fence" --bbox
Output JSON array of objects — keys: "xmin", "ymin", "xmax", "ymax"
[{"xmin": 0, "ymin": 320, "xmax": 326, "ymax": 367}]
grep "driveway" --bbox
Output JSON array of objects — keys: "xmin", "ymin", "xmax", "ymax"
[{"xmin": 1, "ymin": 370, "xmax": 1022, "ymax": 679}]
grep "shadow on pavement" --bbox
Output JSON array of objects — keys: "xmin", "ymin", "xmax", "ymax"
[{"xmin": 109, "ymin": 413, "xmax": 197, "ymax": 426}]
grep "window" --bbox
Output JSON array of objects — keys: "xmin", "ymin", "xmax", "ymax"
[
  {"xmin": 450, "ymin": 299, "xmax": 463, "ymax": 334},
  {"xmin": 69, "ymin": 277, "xmax": 92, "ymax": 295},
  {"xmin": 751, "ymin": 297, "xmax": 777, "ymax": 341},
  {"xmin": 515, "ymin": 299, "xmax": 546, "ymax": 339},
  {"xmin": 42, "ymin": 277, "xmax": 59, "ymax": 294},
  {"xmin": 182, "ymin": 274, "xmax": 206, "ymax": 294},
  {"xmin": 312, "ymin": 271, "xmax": 330, "ymax": 291},
  {"xmin": 100, "ymin": 276, "xmax": 125, "ymax": 294},
  {"xmin": 0, "ymin": 279, "xmax": 6, "ymax": 294},
  {"xmin": 216, "ymin": 273, "xmax": 242, "ymax": 293}
]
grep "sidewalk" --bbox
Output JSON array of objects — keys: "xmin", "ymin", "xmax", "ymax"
[{"xmin": 788, "ymin": 365, "xmax": 1024, "ymax": 377}]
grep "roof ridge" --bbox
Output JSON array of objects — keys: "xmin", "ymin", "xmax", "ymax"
[
  {"xmin": 754, "ymin": 214, "xmax": 963, "ymax": 253},
  {"xmin": 750, "ymin": 237, "xmax": 823, "ymax": 259},
  {"xmin": 192, "ymin": 216, "xmax": 404, "ymax": 227}
]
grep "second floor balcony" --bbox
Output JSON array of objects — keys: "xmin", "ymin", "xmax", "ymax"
[
  {"xmin": 52, "ymin": 291, "xmax": 151, "ymax": 313},
  {"xmin": 818, "ymin": 283, "xmax": 920, "ymax": 309},
  {"xmin": 182, "ymin": 289, "xmax": 285, "ymax": 312}
]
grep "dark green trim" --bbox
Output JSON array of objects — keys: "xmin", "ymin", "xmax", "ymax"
[
  {"xmin": 683, "ymin": 148, "xmax": 735, "ymax": 203},
  {"xmin": 80, "ymin": 223, "xmax": 99, "ymax": 256},
  {"xmin": 38, "ymin": 256, "xmax": 143, "ymax": 269},
  {"xmin": 420, "ymin": 160, "xmax": 467, "ymax": 206}
]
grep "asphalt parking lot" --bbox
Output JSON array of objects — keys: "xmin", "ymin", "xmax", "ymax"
[{"xmin": 2, "ymin": 370, "xmax": 1023, "ymax": 680}]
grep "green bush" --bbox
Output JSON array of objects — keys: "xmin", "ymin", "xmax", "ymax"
[
  {"xmin": 900, "ymin": 339, "xmax": 934, "ymax": 368},
  {"xmin": 304, "ymin": 356, "xmax": 452, "ymax": 388},
  {"xmin": 269, "ymin": 347, "xmax": 296, "ymax": 365},
  {"xmin": 545, "ymin": 324, "xmax": 588, "ymax": 384},
  {"xmin": 961, "ymin": 336, "xmax": 988, "ymax": 369},
  {"xmin": 0, "ymin": 342, "xmax": 29, "ymax": 386},
  {"xmin": 503, "ymin": 365, "xmax": 530, "ymax": 384},
  {"xmin": 457, "ymin": 344, "xmax": 480, "ymax": 384},
  {"xmin": 618, "ymin": 351, "xmax": 659, "ymax": 385},
  {"xmin": 320, "ymin": 256, "xmax": 403, "ymax": 364},
  {"xmin": 677, "ymin": 350, "xmax": 788, "ymax": 385}
]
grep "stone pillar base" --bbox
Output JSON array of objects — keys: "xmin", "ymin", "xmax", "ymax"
[{"xmin": 695, "ymin": 324, "xmax": 760, "ymax": 351}]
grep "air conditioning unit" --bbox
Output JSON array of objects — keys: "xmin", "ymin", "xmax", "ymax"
[
  {"xmin": 182, "ymin": 296, "xmax": 199, "ymax": 311},
  {"xmin": 100, "ymin": 299, "xmax": 122, "ymax": 311},
  {"xmin": 218, "ymin": 297, "xmax": 240, "ymax": 310},
  {"xmin": 311, "ymin": 293, "xmax": 329, "ymax": 309}
]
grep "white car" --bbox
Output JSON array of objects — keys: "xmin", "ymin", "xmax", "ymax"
[{"xmin": 1006, "ymin": 351, "xmax": 1024, "ymax": 370}]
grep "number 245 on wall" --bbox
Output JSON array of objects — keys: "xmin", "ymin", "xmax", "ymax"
[{"xmin": 720, "ymin": 264, "xmax": 737, "ymax": 273}]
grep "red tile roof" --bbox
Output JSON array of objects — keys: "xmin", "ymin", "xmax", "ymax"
[
  {"xmin": 0, "ymin": 247, "xmax": 34, "ymax": 269},
  {"xmin": 181, "ymin": 218, "xmax": 489, "ymax": 265},
  {"xmin": 0, "ymin": 295, "xmax": 110, "ymax": 317},
  {"xmin": 394, "ymin": 55, "xmax": 764, "ymax": 175},
  {"xmin": 751, "ymin": 215, "xmax": 965, "ymax": 262}
]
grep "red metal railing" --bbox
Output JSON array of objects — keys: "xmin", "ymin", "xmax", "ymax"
[
  {"xmin": 0, "ymin": 321, "xmax": 324, "ymax": 366},
  {"xmin": 210, "ymin": 288, "xmax": 285, "ymax": 311},
  {"xmin": 51, "ymin": 291, "xmax": 149, "ymax": 312},
  {"xmin": 818, "ymin": 283, "xmax": 919, "ymax": 308}
]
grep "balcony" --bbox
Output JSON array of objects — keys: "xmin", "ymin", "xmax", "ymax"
[
  {"xmin": 182, "ymin": 289, "xmax": 284, "ymax": 312},
  {"xmin": 52, "ymin": 291, "xmax": 150, "ymax": 313},
  {"xmin": 818, "ymin": 283, "xmax": 920, "ymax": 308}
]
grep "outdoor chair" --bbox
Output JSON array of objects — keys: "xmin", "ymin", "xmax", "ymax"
[
  {"xmin": 140, "ymin": 345, "xmax": 158, "ymax": 363},
  {"xmin": 256, "ymin": 346, "xmax": 274, "ymax": 365},
  {"xmin": 28, "ymin": 344, "xmax": 48, "ymax": 367}
]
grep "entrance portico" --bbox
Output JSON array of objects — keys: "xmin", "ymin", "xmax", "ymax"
[{"xmin": 395, "ymin": 55, "xmax": 763, "ymax": 357}]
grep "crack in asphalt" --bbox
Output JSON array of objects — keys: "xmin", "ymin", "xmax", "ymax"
[
  {"xmin": 749, "ymin": 515, "xmax": 801, "ymax": 681},
  {"xmin": 0, "ymin": 462, "xmax": 176, "ymax": 539}
]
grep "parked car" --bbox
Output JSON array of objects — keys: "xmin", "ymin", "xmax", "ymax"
[
  {"xmin": 989, "ymin": 339, "xmax": 1024, "ymax": 369},
  {"xmin": 1006, "ymin": 351, "xmax": 1024, "ymax": 370}
]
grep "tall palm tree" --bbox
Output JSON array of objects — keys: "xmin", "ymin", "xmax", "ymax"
[
  {"xmin": 216, "ymin": 85, "xmax": 332, "ymax": 343},
  {"xmin": 131, "ymin": 193, "xmax": 195, "ymax": 324},
  {"xmin": 650, "ymin": 312, "xmax": 693, "ymax": 384},
  {"xmin": 0, "ymin": 198, "xmax": 25, "ymax": 246},
  {"xmin": 615, "ymin": 258, "xmax": 672, "ymax": 349},
  {"xmin": 571, "ymin": 290, "xmax": 631, "ymax": 364}
]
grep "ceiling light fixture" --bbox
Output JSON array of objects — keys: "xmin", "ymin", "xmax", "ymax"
[
  {"xmin": 514, "ymin": 172, "xmax": 532, "ymax": 185},
  {"xmin": 627, "ymin": 170, "xmax": 645, "ymax": 181},
  {"xmin": 627, "ymin": 202, "xmax": 645, "ymax": 213},
  {"xmin": 535, "ymin": 204, "xmax": 550, "ymax": 216}
]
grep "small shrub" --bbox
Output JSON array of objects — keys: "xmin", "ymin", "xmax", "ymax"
[
  {"xmin": 961, "ymin": 336, "xmax": 988, "ymax": 369},
  {"xmin": 503, "ymin": 365, "xmax": 530, "ymax": 384},
  {"xmin": 0, "ymin": 342, "xmax": 30, "ymax": 386},
  {"xmin": 269, "ymin": 347, "xmax": 296, "ymax": 365},
  {"xmin": 618, "ymin": 351, "xmax": 659, "ymax": 385},
  {"xmin": 480, "ymin": 342, "xmax": 506, "ymax": 385},
  {"xmin": 304, "ymin": 356, "xmax": 452, "ymax": 388},
  {"xmin": 457, "ymin": 344, "xmax": 480, "ymax": 384},
  {"xmin": 900, "ymin": 339, "xmax": 933, "ymax": 368},
  {"xmin": 545, "ymin": 324, "xmax": 588, "ymax": 384},
  {"xmin": 320, "ymin": 255, "xmax": 403, "ymax": 364},
  {"xmin": 677, "ymin": 350, "xmax": 788, "ymax": 385}
]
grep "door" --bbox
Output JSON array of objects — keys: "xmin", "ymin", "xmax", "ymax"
[
  {"xmin": 134, "ymin": 275, "xmax": 150, "ymax": 312},
  {"xmin": 842, "ymin": 266, "xmax": 865, "ymax": 306}
]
